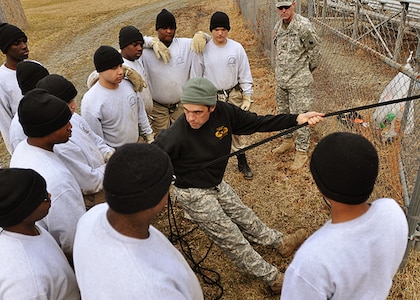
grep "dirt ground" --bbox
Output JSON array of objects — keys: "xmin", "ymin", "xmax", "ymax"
[{"xmin": 1, "ymin": 0, "xmax": 419, "ymax": 299}]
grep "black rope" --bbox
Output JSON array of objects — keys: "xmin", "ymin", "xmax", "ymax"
[
  {"xmin": 200, "ymin": 93, "xmax": 420, "ymax": 169},
  {"xmin": 166, "ymin": 194, "xmax": 224, "ymax": 299}
]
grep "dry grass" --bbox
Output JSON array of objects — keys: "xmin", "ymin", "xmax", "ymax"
[{"xmin": 0, "ymin": 0, "xmax": 418, "ymax": 299}]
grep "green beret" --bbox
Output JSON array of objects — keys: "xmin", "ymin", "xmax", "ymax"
[{"xmin": 181, "ymin": 78, "xmax": 218, "ymax": 106}]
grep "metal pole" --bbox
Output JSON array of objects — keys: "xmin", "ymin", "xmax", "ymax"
[
  {"xmin": 402, "ymin": 41, "xmax": 420, "ymax": 137},
  {"xmin": 308, "ymin": 0, "xmax": 314, "ymax": 18},
  {"xmin": 296, "ymin": 0, "xmax": 302, "ymax": 14},
  {"xmin": 352, "ymin": 0, "xmax": 360, "ymax": 41},
  {"xmin": 364, "ymin": 12, "xmax": 394, "ymax": 58},
  {"xmin": 312, "ymin": 18, "xmax": 420, "ymax": 82},
  {"xmin": 271, "ymin": 0, "xmax": 276, "ymax": 67},
  {"xmin": 400, "ymin": 166, "xmax": 420, "ymax": 268},
  {"xmin": 355, "ymin": 10, "xmax": 402, "ymax": 42},
  {"xmin": 394, "ymin": 2, "xmax": 409, "ymax": 63}
]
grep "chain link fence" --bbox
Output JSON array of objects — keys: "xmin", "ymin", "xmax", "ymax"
[{"xmin": 236, "ymin": 0, "xmax": 420, "ymax": 250}]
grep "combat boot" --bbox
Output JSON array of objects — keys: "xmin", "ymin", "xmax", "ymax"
[
  {"xmin": 277, "ymin": 228, "xmax": 308, "ymax": 257},
  {"xmin": 237, "ymin": 153, "xmax": 253, "ymax": 179},
  {"xmin": 269, "ymin": 272, "xmax": 284, "ymax": 294},
  {"xmin": 290, "ymin": 150, "xmax": 308, "ymax": 170},
  {"xmin": 272, "ymin": 138, "xmax": 294, "ymax": 155}
]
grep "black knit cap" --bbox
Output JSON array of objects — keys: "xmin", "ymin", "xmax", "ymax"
[
  {"xmin": 18, "ymin": 88, "xmax": 72, "ymax": 137},
  {"xmin": 0, "ymin": 23, "xmax": 27, "ymax": 54},
  {"xmin": 210, "ymin": 11, "xmax": 231, "ymax": 31},
  {"xmin": 119, "ymin": 26, "xmax": 144, "ymax": 49},
  {"xmin": 16, "ymin": 60, "xmax": 49, "ymax": 95},
  {"xmin": 156, "ymin": 9, "xmax": 177, "ymax": 30},
  {"xmin": 310, "ymin": 132, "xmax": 379, "ymax": 205},
  {"xmin": 36, "ymin": 74, "xmax": 77, "ymax": 104},
  {"xmin": 94, "ymin": 45, "xmax": 123, "ymax": 72},
  {"xmin": 0, "ymin": 168, "xmax": 47, "ymax": 228},
  {"xmin": 103, "ymin": 143, "xmax": 173, "ymax": 214}
]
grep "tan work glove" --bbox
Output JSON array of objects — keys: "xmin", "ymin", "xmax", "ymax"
[
  {"xmin": 190, "ymin": 31, "xmax": 211, "ymax": 53},
  {"xmin": 123, "ymin": 65, "xmax": 147, "ymax": 93},
  {"xmin": 137, "ymin": 134, "xmax": 154, "ymax": 144},
  {"xmin": 149, "ymin": 37, "xmax": 171, "ymax": 64},
  {"xmin": 104, "ymin": 150, "xmax": 115, "ymax": 163},
  {"xmin": 240, "ymin": 95, "xmax": 253, "ymax": 111},
  {"xmin": 86, "ymin": 70, "xmax": 99, "ymax": 89},
  {"xmin": 144, "ymin": 133, "xmax": 155, "ymax": 144}
]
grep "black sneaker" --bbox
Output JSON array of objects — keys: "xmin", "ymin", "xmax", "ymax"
[{"xmin": 238, "ymin": 162, "xmax": 253, "ymax": 179}]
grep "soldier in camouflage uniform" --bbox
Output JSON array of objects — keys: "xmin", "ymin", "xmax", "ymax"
[
  {"xmin": 154, "ymin": 77, "xmax": 324, "ymax": 294},
  {"xmin": 272, "ymin": 0, "xmax": 321, "ymax": 170}
]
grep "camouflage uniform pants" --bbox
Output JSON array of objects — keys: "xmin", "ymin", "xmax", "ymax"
[
  {"xmin": 218, "ymin": 89, "xmax": 245, "ymax": 152},
  {"xmin": 275, "ymin": 85, "xmax": 313, "ymax": 151},
  {"xmin": 149, "ymin": 101, "xmax": 184, "ymax": 137},
  {"xmin": 172, "ymin": 181, "xmax": 282, "ymax": 284}
]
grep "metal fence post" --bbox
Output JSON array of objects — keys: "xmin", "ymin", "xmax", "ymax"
[
  {"xmin": 271, "ymin": 0, "xmax": 276, "ymax": 67},
  {"xmin": 352, "ymin": 0, "xmax": 360, "ymax": 40},
  {"xmin": 394, "ymin": 2, "xmax": 409, "ymax": 63},
  {"xmin": 400, "ymin": 166, "xmax": 420, "ymax": 268},
  {"xmin": 296, "ymin": 0, "xmax": 302, "ymax": 14},
  {"xmin": 308, "ymin": 0, "xmax": 314, "ymax": 18}
]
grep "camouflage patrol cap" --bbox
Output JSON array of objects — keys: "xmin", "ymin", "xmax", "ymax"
[{"xmin": 276, "ymin": 0, "xmax": 294, "ymax": 7}]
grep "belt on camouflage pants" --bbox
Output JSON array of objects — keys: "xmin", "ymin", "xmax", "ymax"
[
  {"xmin": 217, "ymin": 82, "xmax": 242, "ymax": 98},
  {"xmin": 153, "ymin": 100, "xmax": 179, "ymax": 113}
]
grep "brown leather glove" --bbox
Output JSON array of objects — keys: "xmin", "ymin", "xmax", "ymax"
[
  {"xmin": 137, "ymin": 134, "xmax": 154, "ymax": 144},
  {"xmin": 123, "ymin": 66, "xmax": 146, "ymax": 93},
  {"xmin": 190, "ymin": 31, "xmax": 210, "ymax": 53},
  {"xmin": 149, "ymin": 37, "xmax": 171, "ymax": 64},
  {"xmin": 240, "ymin": 95, "xmax": 253, "ymax": 111},
  {"xmin": 104, "ymin": 150, "xmax": 115, "ymax": 163},
  {"xmin": 144, "ymin": 133, "xmax": 155, "ymax": 144}
]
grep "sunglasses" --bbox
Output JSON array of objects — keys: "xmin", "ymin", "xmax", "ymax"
[{"xmin": 277, "ymin": 5, "xmax": 291, "ymax": 10}]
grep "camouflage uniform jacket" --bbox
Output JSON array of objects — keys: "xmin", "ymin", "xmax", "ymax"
[{"xmin": 273, "ymin": 13, "xmax": 321, "ymax": 88}]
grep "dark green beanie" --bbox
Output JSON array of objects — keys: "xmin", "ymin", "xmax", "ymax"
[{"xmin": 181, "ymin": 78, "xmax": 218, "ymax": 106}]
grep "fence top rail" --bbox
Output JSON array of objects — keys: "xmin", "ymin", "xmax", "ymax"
[
  {"xmin": 327, "ymin": 0, "xmax": 420, "ymax": 15},
  {"xmin": 357, "ymin": 0, "xmax": 420, "ymax": 15},
  {"xmin": 359, "ymin": 0, "xmax": 420, "ymax": 7},
  {"xmin": 326, "ymin": 0, "xmax": 420, "ymax": 29}
]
